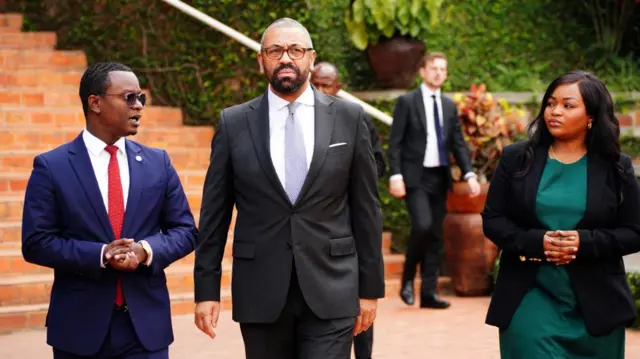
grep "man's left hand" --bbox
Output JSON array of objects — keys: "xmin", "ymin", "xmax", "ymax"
[
  {"xmin": 106, "ymin": 241, "xmax": 147, "ymax": 270},
  {"xmin": 467, "ymin": 176, "xmax": 481, "ymax": 197},
  {"xmin": 353, "ymin": 298, "xmax": 377, "ymax": 336}
]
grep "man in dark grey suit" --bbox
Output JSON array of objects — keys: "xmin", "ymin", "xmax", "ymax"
[
  {"xmin": 193, "ymin": 17, "xmax": 385, "ymax": 359},
  {"xmin": 387, "ymin": 52, "xmax": 480, "ymax": 309}
]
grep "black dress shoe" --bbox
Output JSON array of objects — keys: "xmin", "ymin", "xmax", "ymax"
[
  {"xmin": 399, "ymin": 281, "xmax": 414, "ymax": 305},
  {"xmin": 420, "ymin": 294, "xmax": 450, "ymax": 309}
]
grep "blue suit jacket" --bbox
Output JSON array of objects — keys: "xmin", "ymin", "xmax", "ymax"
[{"xmin": 21, "ymin": 133, "xmax": 197, "ymax": 356}]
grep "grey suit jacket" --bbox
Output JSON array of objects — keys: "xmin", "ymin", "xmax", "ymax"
[{"xmin": 194, "ymin": 88, "xmax": 385, "ymax": 323}]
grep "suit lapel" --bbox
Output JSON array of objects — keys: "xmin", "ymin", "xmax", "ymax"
[
  {"xmin": 295, "ymin": 91, "xmax": 335, "ymax": 206},
  {"xmin": 523, "ymin": 145, "xmax": 549, "ymax": 219},
  {"xmin": 414, "ymin": 89, "xmax": 427, "ymax": 136},
  {"xmin": 247, "ymin": 94, "xmax": 290, "ymax": 204},
  {"xmin": 576, "ymin": 153, "xmax": 607, "ymax": 228},
  {"xmin": 68, "ymin": 134, "xmax": 113, "ymax": 242},
  {"xmin": 121, "ymin": 140, "xmax": 144, "ymax": 237}
]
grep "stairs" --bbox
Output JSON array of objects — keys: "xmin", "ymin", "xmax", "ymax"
[{"xmin": 0, "ymin": 13, "xmax": 406, "ymax": 334}]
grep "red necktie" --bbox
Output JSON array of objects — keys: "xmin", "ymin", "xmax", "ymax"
[{"xmin": 105, "ymin": 145, "xmax": 125, "ymax": 306}]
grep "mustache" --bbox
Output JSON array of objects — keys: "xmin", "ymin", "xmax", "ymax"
[{"xmin": 273, "ymin": 64, "xmax": 300, "ymax": 78}]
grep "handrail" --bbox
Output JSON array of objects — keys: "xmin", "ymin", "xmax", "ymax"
[{"xmin": 161, "ymin": 0, "xmax": 393, "ymax": 125}]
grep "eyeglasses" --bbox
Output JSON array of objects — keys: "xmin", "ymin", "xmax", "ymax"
[
  {"xmin": 100, "ymin": 92, "xmax": 146, "ymax": 107},
  {"xmin": 262, "ymin": 46, "xmax": 313, "ymax": 60}
]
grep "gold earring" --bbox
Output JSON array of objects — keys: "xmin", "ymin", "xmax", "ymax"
[{"xmin": 588, "ymin": 122, "xmax": 592, "ymax": 129}]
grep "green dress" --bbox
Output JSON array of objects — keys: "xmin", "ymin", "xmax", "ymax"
[{"xmin": 499, "ymin": 155, "xmax": 625, "ymax": 358}]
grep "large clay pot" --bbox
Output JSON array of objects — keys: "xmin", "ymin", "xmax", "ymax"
[
  {"xmin": 366, "ymin": 36, "xmax": 425, "ymax": 89},
  {"xmin": 443, "ymin": 182, "xmax": 499, "ymax": 296}
]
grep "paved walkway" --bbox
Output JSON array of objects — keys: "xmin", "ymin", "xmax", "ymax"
[{"xmin": 1, "ymin": 296, "xmax": 640, "ymax": 358}]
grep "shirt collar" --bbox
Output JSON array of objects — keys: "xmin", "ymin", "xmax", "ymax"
[
  {"xmin": 82, "ymin": 128, "xmax": 126, "ymax": 157},
  {"xmin": 420, "ymin": 83, "xmax": 441, "ymax": 98},
  {"xmin": 267, "ymin": 83, "xmax": 315, "ymax": 111}
]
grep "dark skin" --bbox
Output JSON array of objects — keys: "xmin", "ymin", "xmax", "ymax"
[
  {"xmin": 86, "ymin": 71, "xmax": 147, "ymax": 270},
  {"xmin": 541, "ymin": 83, "xmax": 592, "ymax": 265},
  {"xmin": 310, "ymin": 63, "xmax": 341, "ymax": 96}
]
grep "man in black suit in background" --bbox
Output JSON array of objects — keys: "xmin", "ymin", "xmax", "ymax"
[
  {"xmin": 193, "ymin": 18, "xmax": 385, "ymax": 359},
  {"xmin": 311, "ymin": 61, "xmax": 385, "ymax": 359},
  {"xmin": 387, "ymin": 52, "xmax": 480, "ymax": 309}
]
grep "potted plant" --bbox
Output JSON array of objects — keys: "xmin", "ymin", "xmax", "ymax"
[
  {"xmin": 344, "ymin": 0, "xmax": 444, "ymax": 89},
  {"xmin": 443, "ymin": 84, "xmax": 526, "ymax": 296}
]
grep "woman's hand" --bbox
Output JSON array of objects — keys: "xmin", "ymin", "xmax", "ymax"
[{"xmin": 543, "ymin": 230, "xmax": 580, "ymax": 265}]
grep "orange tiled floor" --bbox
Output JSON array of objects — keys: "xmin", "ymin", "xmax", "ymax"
[{"xmin": 1, "ymin": 296, "xmax": 639, "ymax": 358}]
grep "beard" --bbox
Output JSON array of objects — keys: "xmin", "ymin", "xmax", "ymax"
[{"xmin": 267, "ymin": 62, "xmax": 308, "ymax": 94}]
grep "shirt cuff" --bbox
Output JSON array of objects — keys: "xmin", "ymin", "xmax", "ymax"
[
  {"xmin": 463, "ymin": 172, "xmax": 477, "ymax": 180},
  {"xmin": 100, "ymin": 244, "xmax": 107, "ymax": 268},
  {"xmin": 139, "ymin": 240, "xmax": 153, "ymax": 266},
  {"xmin": 389, "ymin": 174, "xmax": 403, "ymax": 182}
]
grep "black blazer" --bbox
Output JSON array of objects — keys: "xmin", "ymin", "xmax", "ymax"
[
  {"xmin": 387, "ymin": 87, "xmax": 473, "ymax": 188},
  {"xmin": 482, "ymin": 140, "xmax": 640, "ymax": 336},
  {"xmin": 194, "ymin": 89, "xmax": 385, "ymax": 323}
]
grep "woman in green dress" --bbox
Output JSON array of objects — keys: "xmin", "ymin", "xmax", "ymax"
[{"xmin": 482, "ymin": 70, "xmax": 640, "ymax": 358}]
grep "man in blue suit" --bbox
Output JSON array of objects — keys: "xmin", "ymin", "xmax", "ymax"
[{"xmin": 21, "ymin": 62, "xmax": 197, "ymax": 359}]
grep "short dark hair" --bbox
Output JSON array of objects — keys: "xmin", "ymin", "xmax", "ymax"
[
  {"xmin": 421, "ymin": 52, "xmax": 447, "ymax": 68},
  {"xmin": 79, "ymin": 62, "xmax": 133, "ymax": 117}
]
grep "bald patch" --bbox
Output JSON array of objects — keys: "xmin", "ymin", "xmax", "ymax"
[
  {"xmin": 260, "ymin": 17, "xmax": 313, "ymax": 49},
  {"xmin": 313, "ymin": 62, "xmax": 339, "ymax": 80}
]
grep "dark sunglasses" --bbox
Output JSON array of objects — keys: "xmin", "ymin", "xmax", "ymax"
[{"xmin": 100, "ymin": 92, "xmax": 146, "ymax": 107}]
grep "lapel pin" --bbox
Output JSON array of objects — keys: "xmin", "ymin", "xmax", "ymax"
[{"xmin": 135, "ymin": 155, "xmax": 142, "ymax": 162}]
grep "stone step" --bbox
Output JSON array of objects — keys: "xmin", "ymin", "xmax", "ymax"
[
  {"xmin": 0, "ymin": 189, "xmax": 203, "ymax": 222},
  {"xmin": 0, "ymin": 147, "xmax": 208, "ymax": 173},
  {"xmin": 0, "ymin": 32, "xmax": 57, "ymax": 50},
  {"xmin": 0, "ymin": 27, "xmax": 21, "ymax": 33},
  {"xmin": 0, "ymin": 263, "xmax": 232, "ymax": 306},
  {"xmin": 0, "ymin": 69, "xmax": 83, "ymax": 87},
  {"xmin": 0, "ymin": 49, "xmax": 86, "ymax": 71},
  {"xmin": 0, "ymin": 222, "xmax": 21, "ymax": 245},
  {"xmin": 0, "ymin": 86, "xmax": 152, "ymax": 107},
  {"xmin": 0, "ymin": 126, "xmax": 213, "ymax": 151},
  {"xmin": 0, "ymin": 174, "xmax": 28, "ymax": 196},
  {"xmin": 0, "ymin": 289, "xmax": 233, "ymax": 334},
  {"xmin": 0, "ymin": 106, "xmax": 183, "ymax": 128},
  {"xmin": 0, "ymin": 172, "xmax": 204, "ymax": 197},
  {"xmin": 0, "ymin": 14, "xmax": 23, "ymax": 29}
]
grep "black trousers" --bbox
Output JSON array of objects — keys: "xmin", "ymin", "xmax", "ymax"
[
  {"xmin": 402, "ymin": 167, "xmax": 449, "ymax": 295},
  {"xmin": 240, "ymin": 266, "xmax": 356, "ymax": 359},
  {"xmin": 353, "ymin": 324, "xmax": 373, "ymax": 359}
]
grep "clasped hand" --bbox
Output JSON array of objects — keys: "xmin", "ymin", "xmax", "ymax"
[
  {"xmin": 103, "ymin": 238, "xmax": 147, "ymax": 271},
  {"xmin": 543, "ymin": 230, "xmax": 580, "ymax": 265}
]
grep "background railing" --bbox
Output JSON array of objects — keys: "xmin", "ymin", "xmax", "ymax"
[{"xmin": 161, "ymin": 0, "xmax": 393, "ymax": 125}]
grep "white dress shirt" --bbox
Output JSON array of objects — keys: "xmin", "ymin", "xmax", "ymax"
[
  {"xmin": 268, "ymin": 84, "xmax": 315, "ymax": 188},
  {"xmin": 82, "ymin": 129, "xmax": 153, "ymax": 267},
  {"xmin": 421, "ymin": 84, "xmax": 445, "ymax": 168}
]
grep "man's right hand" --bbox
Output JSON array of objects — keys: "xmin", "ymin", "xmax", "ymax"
[
  {"xmin": 104, "ymin": 239, "xmax": 137, "ymax": 270},
  {"xmin": 389, "ymin": 177, "xmax": 406, "ymax": 198},
  {"xmin": 195, "ymin": 301, "xmax": 220, "ymax": 339}
]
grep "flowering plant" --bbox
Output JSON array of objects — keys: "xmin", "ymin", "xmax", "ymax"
[{"xmin": 450, "ymin": 84, "xmax": 526, "ymax": 182}]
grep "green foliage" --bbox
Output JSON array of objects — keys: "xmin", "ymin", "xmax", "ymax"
[
  {"xmin": 345, "ymin": 0, "xmax": 444, "ymax": 50},
  {"xmin": 426, "ymin": 0, "xmax": 614, "ymax": 92},
  {"xmin": 621, "ymin": 135, "xmax": 640, "ymax": 158},
  {"xmin": 626, "ymin": 272, "xmax": 640, "ymax": 329}
]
